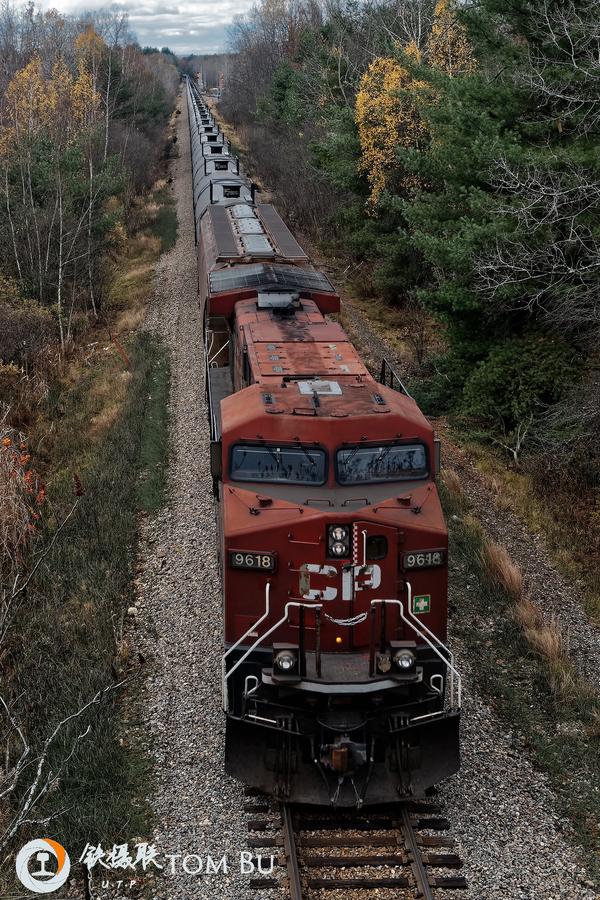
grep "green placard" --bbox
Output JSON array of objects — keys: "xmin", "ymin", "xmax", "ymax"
[{"xmin": 413, "ymin": 594, "xmax": 431, "ymax": 615}]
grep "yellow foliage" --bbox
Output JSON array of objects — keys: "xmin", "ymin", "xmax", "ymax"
[
  {"xmin": 75, "ymin": 26, "xmax": 106, "ymax": 95},
  {"xmin": 404, "ymin": 40, "xmax": 422, "ymax": 63},
  {"xmin": 354, "ymin": 1, "xmax": 475, "ymax": 206},
  {"xmin": 72, "ymin": 65, "xmax": 102, "ymax": 128},
  {"xmin": 0, "ymin": 53, "xmax": 101, "ymax": 160},
  {"xmin": 75, "ymin": 25, "xmax": 106, "ymax": 62},
  {"xmin": 0, "ymin": 56, "xmax": 49, "ymax": 157},
  {"xmin": 356, "ymin": 57, "xmax": 428, "ymax": 205},
  {"xmin": 428, "ymin": 0, "xmax": 476, "ymax": 76}
]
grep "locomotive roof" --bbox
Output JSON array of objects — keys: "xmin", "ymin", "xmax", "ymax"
[
  {"xmin": 222, "ymin": 297, "xmax": 431, "ymax": 431},
  {"xmin": 244, "ymin": 316, "xmax": 367, "ymax": 379},
  {"xmin": 252, "ymin": 333, "xmax": 366, "ymax": 379},
  {"xmin": 220, "ymin": 378, "xmax": 432, "ymax": 436}
]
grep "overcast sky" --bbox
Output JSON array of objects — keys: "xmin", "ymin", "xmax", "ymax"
[{"xmin": 39, "ymin": 0, "xmax": 254, "ymax": 54}]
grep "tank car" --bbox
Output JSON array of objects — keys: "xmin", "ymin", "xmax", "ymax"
[{"xmin": 185, "ymin": 77, "xmax": 461, "ymax": 807}]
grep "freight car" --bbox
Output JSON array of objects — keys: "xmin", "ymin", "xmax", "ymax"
[{"xmin": 185, "ymin": 77, "xmax": 461, "ymax": 807}]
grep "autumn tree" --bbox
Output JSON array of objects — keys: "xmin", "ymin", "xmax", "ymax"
[
  {"xmin": 354, "ymin": 0, "xmax": 475, "ymax": 206},
  {"xmin": 427, "ymin": 0, "xmax": 475, "ymax": 76},
  {"xmin": 0, "ymin": 10, "xmax": 178, "ymax": 352},
  {"xmin": 355, "ymin": 51, "xmax": 428, "ymax": 204},
  {"xmin": 0, "ymin": 52, "xmax": 105, "ymax": 346}
]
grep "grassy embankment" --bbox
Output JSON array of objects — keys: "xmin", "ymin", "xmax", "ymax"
[
  {"xmin": 442, "ymin": 472, "xmax": 600, "ymax": 888},
  {"xmin": 2, "ymin": 178, "xmax": 176, "ymax": 872}
]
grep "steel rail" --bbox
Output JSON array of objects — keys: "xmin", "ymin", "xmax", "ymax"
[
  {"xmin": 248, "ymin": 796, "xmax": 466, "ymax": 897},
  {"xmin": 399, "ymin": 803, "xmax": 435, "ymax": 900},
  {"xmin": 281, "ymin": 803, "xmax": 303, "ymax": 900}
]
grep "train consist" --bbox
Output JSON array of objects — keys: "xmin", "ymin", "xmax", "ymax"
[{"xmin": 185, "ymin": 76, "xmax": 461, "ymax": 807}]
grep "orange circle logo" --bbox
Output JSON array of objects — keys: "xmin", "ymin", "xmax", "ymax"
[{"xmin": 15, "ymin": 839, "xmax": 70, "ymax": 893}]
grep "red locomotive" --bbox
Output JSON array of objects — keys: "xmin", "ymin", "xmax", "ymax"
[{"xmin": 186, "ymin": 78, "xmax": 461, "ymax": 807}]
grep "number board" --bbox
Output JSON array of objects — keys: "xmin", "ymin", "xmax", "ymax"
[
  {"xmin": 403, "ymin": 549, "xmax": 446, "ymax": 570},
  {"xmin": 229, "ymin": 550, "xmax": 277, "ymax": 572}
]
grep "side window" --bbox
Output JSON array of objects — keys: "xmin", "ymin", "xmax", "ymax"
[{"xmin": 242, "ymin": 347, "xmax": 250, "ymax": 385}]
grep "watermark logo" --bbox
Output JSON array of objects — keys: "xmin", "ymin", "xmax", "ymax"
[{"xmin": 15, "ymin": 839, "xmax": 71, "ymax": 894}]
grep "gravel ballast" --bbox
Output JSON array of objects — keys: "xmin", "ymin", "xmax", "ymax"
[
  {"xmin": 131, "ymin": 92, "xmax": 258, "ymax": 899},
  {"xmin": 125, "ymin": 92, "xmax": 597, "ymax": 899}
]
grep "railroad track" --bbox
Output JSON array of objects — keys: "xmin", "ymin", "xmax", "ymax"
[{"xmin": 245, "ymin": 791, "xmax": 467, "ymax": 898}]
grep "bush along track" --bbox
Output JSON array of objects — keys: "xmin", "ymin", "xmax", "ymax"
[
  {"xmin": 0, "ymin": 200, "xmax": 172, "ymax": 886},
  {"xmin": 441, "ymin": 472, "xmax": 600, "ymax": 890}
]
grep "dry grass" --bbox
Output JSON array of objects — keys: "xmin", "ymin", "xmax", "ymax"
[
  {"xmin": 513, "ymin": 594, "xmax": 544, "ymax": 631},
  {"xmin": 120, "ymin": 262, "xmax": 154, "ymax": 283},
  {"xmin": 466, "ymin": 441, "xmax": 600, "ymax": 624},
  {"xmin": 143, "ymin": 201, "xmax": 160, "ymax": 219},
  {"xmin": 463, "ymin": 514, "xmax": 485, "ymax": 542},
  {"xmin": 483, "ymin": 541, "xmax": 523, "ymax": 600},
  {"xmin": 523, "ymin": 616, "xmax": 566, "ymax": 663},
  {"xmin": 115, "ymin": 307, "xmax": 146, "ymax": 335},
  {"xmin": 512, "ymin": 594, "xmax": 572, "ymax": 696},
  {"xmin": 586, "ymin": 709, "xmax": 600, "ymax": 739},
  {"xmin": 132, "ymin": 234, "xmax": 162, "ymax": 255},
  {"xmin": 89, "ymin": 403, "xmax": 122, "ymax": 436},
  {"xmin": 88, "ymin": 371, "xmax": 132, "ymax": 439},
  {"xmin": 441, "ymin": 468, "xmax": 463, "ymax": 500}
]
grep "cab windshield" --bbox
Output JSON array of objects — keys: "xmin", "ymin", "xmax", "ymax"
[
  {"xmin": 230, "ymin": 444, "xmax": 326, "ymax": 484},
  {"xmin": 337, "ymin": 443, "xmax": 427, "ymax": 484}
]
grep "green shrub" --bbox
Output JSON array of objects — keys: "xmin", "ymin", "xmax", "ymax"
[{"xmin": 461, "ymin": 334, "xmax": 573, "ymax": 437}]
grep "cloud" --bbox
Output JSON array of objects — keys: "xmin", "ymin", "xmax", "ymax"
[{"xmin": 37, "ymin": 0, "xmax": 254, "ymax": 53}]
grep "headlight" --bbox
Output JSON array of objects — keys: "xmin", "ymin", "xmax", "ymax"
[
  {"xmin": 274, "ymin": 650, "xmax": 296, "ymax": 672},
  {"xmin": 331, "ymin": 541, "xmax": 347, "ymax": 556},
  {"xmin": 394, "ymin": 649, "xmax": 416, "ymax": 670},
  {"xmin": 328, "ymin": 525, "xmax": 349, "ymax": 558}
]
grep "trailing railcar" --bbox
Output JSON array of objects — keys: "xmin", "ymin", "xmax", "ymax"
[{"xmin": 185, "ymin": 77, "xmax": 461, "ymax": 807}]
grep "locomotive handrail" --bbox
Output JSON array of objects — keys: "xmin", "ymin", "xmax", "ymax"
[
  {"xmin": 370, "ymin": 597, "xmax": 462, "ymax": 709},
  {"xmin": 204, "ymin": 348, "xmax": 219, "ymax": 441},
  {"xmin": 405, "ymin": 581, "xmax": 459, "ymax": 708},
  {"xmin": 379, "ymin": 357, "xmax": 412, "ymax": 399},
  {"xmin": 222, "ymin": 587, "xmax": 323, "ymax": 711},
  {"xmin": 222, "ymin": 582, "xmax": 272, "ymax": 710}
]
